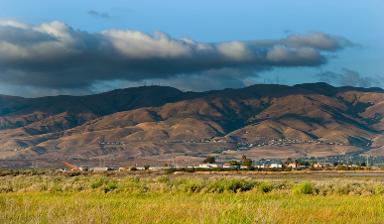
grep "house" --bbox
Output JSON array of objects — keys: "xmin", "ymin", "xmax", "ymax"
[
  {"xmin": 78, "ymin": 166, "xmax": 88, "ymax": 171},
  {"xmin": 198, "ymin": 163, "xmax": 220, "ymax": 169},
  {"xmin": 270, "ymin": 163, "xmax": 283, "ymax": 169},
  {"xmin": 240, "ymin": 165, "xmax": 250, "ymax": 169},
  {"xmin": 255, "ymin": 164, "xmax": 267, "ymax": 169},
  {"xmin": 313, "ymin": 162, "xmax": 333, "ymax": 168},
  {"xmin": 118, "ymin": 167, "xmax": 127, "ymax": 172},
  {"xmin": 149, "ymin": 166, "xmax": 168, "ymax": 171},
  {"xmin": 90, "ymin": 167, "xmax": 113, "ymax": 172},
  {"xmin": 223, "ymin": 162, "xmax": 237, "ymax": 169},
  {"xmin": 254, "ymin": 159, "xmax": 269, "ymax": 169},
  {"xmin": 287, "ymin": 161, "xmax": 300, "ymax": 169}
]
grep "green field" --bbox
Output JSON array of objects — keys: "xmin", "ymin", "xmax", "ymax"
[{"xmin": 1, "ymin": 170, "xmax": 384, "ymax": 223}]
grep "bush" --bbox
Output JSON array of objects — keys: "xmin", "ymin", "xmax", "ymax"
[
  {"xmin": 226, "ymin": 180, "xmax": 255, "ymax": 193},
  {"xmin": 206, "ymin": 181, "xmax": 226, "ymax": 193},
  {"xmin": 90, "ymin": 178, "xmax": 106, "ymax": 189},
  {"xmin": 157, "ymin": 175, "xmax": 170, "ymax": 183},
  {"xmin": 203, "ymin": 156, "xmax": 216, "ymax": 164},
  {"xmin": 178, "ymin": 179, "xmax": 204, "ymax": 193},
  {"xmin": 0, "ymin": 185, "xmax": 13, "ymax": 193},
  {"xmin": 164, "ymin": 168, "xmax": 176, "ymax": 174},
  {"xmin": 292, "ymin": 181, "xmax": 315, "ymax": 195},
  {"xmin": 104, "ymin": 181, "xmax": 118, "ymax": 193},
  {"xmin": 336, "ymin": 184, "xmax": 353, "ymax": 195},
  {"xmin": 258, "ymin": 182, "xmax": 273, "ymax": 193}
]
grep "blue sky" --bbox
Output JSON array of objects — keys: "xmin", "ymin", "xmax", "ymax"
[{"xmin": 0, "ymin": 0, "xmax": 383, "ymax": 96}]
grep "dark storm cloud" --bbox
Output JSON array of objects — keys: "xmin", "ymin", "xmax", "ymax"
[
  {"xmin": 88, "ymin": 10, "xmax": 111, "ymax": 19},
  {"xmin": 317, "ymin": 68, "xmax": 383, "ymax": 87},
  {"xmin": 0, "ymin": 20, "xmax": 352, "ymax": 89}
]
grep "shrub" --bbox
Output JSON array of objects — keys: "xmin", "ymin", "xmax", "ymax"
[
  {"xmin": 104, "ymin": 181, "xmax": 118, "ymax": 193},
  {"xmin": 258, "ymin": 182, "xmax": 273, "ymax": 193},
  {"xmin": 203, "ymin": 156, "xmax": 216, "ymax": 164},
  {"xmin": 240, "ymin": 181, "xmax": 255, "ymax": 192},
  {"xmin": 206, "ymin": 180, "xmax": 226, "ymax": 193},
  {"xmin": 90, "ymin": 178, "xmax": 106, "ymax": 189},
  {"xmin": 0, "ymin": 185, "xmax": 13, "ymax": 193},
  {"xmin": 226, "ymin": 180, "xmax": 242, "ymax": 193},
  {"xmin": 157, "ymin": 175, "xmax": 170, "ymax": 183},
  {"xmin": 180, "ymin": 179, "xmax": 204, "ymax": 193},
  {"xmin": 121, "ymin": 177, "xmax": 148, "ymax": 192},
  {"xmin": 226, "ymin": 180, "xmax": 255, "ymax": 193},
  {"xmin": 336, "ymin": 184, "xmax": 354, "ymax": 195},
  {"xmin": 66, "ymin": 172, "xmax": 81, "ymax": 177},
  {"xmin": 164, "ymin": 168, "xmax": 176, "ymax": 174},
  {"xmin": 292, "ymin": 181, "xmax": 315, "ymax": 195}
]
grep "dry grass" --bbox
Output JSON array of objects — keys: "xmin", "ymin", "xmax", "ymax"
[{"xmin": 1, "ymin": 171, "xmax": 384, "ymax": 223}]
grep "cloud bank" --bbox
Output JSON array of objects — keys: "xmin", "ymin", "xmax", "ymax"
[{"xmin": 0, "ymin": 20, "xmax": 352, "ymax": 92}]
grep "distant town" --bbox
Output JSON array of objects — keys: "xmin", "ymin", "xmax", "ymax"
[{"xmin": 57, "ymin": 153, "xmax": 384, "ymax": 173}]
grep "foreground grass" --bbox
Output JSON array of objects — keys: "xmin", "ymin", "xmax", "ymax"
[
  {"xmin": 2, "ymin": 192, "xmax": 383, "ymax": 223},
  {"xmin": 1, "ymin": 172, "xmax": 384, "ymax": 223}
]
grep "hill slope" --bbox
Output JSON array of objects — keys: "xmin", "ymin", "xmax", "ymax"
[{"xmin": 0, "ymin": 83, "xmax": 383, "ymax": 167}]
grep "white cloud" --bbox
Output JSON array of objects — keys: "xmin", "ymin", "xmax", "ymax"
[
  {"xmin": 267, "ymin": 46, "xmax": 321, "ymax": 65},
  {"xmin": 103, "ymin": 30, "xmax": 192, "ymax": 58},
  {"xmin": 217, "ymin": 41, "xmax": 251, "ymax": 60},
  {"xmin": 0, "ymin": 19, "xmax": 351, "ymax": 92},
  {"xmin": 285, "ymin": 32, "xmax": 352, "ymax": 50}
]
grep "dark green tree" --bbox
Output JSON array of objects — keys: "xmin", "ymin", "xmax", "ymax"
[{"xmin": 203, "ymin": 156, "xmax": 216, "ymax": 164}]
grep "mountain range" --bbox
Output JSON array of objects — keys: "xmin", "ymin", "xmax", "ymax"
[{"xmin": 0, "ymin": 82, "xmax": 383, "ymax": 167}]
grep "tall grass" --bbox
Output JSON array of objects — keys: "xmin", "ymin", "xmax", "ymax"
[{"xmin": 1, "ymin": 172, "xmax": 384, "ymax": 223}]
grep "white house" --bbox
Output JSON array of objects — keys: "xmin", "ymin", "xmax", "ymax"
[
  {"xmin": 270, "ymin": 163, "xmax": 283, "ymax": 168},
  {"xmin": 90, "ymin": 167, "xmax": 111, "ymax": 172},
  {"xmin": 198, "ymin": 163, "xmax": 220, "ymax": 169}
]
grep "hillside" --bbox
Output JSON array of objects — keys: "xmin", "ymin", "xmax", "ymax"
[{"xmin": 0, "ymin": 83, "xmax": 383, "ymax": 167}]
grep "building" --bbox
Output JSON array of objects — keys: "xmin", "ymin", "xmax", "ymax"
[
  {"xmin": 90, "ymin": 167, "xmax": 113, "ymax": 172},
  {"xmin": 255, "ymin": 164, "xmax": 267, "ymax": 169},
  {"xmin": 287, "ymin": 161, "xmax": 300, "ymax": 169},
  {"xmin": 149, "ymin": 166, "xmax": 168, "ymax": 171},
  {"xmin": 223, "ymin": 162, "xmax": 237, "ymax": 169},
  {"xmin": 198, "ymin": 163, "xmax": 220, "ymax": 169},
  {"xmin": 270, "ymin": 163, "xmax": 283, "ymax": 169},
  {"xmin": 313, "ymin": 162, "xmax": 333, "ymax": 168}
]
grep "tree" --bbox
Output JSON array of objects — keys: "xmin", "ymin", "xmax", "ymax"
[
  {"xmin": 229, "ymin": 160, "xmax": 240, "ymax": 166},
  {"xmin": 241, "ymin": 155, "xmax": 252, "ymax": 167},
  {"xmin": 242, "ymin": 159, "xmax": 252, "ymax": 167},
  {"xmin": 203, "ymin": 156, "xmax": 216, "ymax": 164}
]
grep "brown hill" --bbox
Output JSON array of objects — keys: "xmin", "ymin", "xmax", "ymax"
[{"xmin": 0, "ymin": 83, "xmax": 383, "ymax": 167}]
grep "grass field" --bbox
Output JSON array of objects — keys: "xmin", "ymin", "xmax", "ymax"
[{"xmin": 1, "ymin": 170, "xmax": 384, "ymax": 223}]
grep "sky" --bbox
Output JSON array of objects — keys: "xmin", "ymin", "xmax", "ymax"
[{"xmin": 0, "ymin": 0, "xmax": 383, "ymax": 97}]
